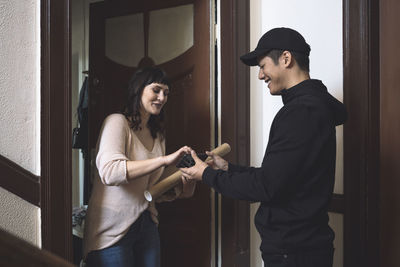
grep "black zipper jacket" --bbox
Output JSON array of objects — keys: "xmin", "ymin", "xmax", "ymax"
[{"xmin": 203, "ymin": 79, "xmax": 347, "ymax": 254}]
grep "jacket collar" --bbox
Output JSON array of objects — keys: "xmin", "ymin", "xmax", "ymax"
[{"xmin": 280, "ymin": 79, "xmax": 326, "ymax": 105}]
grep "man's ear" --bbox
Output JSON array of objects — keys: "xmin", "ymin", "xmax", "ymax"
[{"xmin": 281, "ymin": 51, "xmax": 293, "ymax": 67}]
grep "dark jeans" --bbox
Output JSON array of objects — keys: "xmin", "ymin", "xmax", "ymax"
[
  {"xmin": 263, "ymin": 248, "xmax": 334, "ymax": 267},
  {"xmin": 86, "ymin": 211, "xmax": 160, "ymax": 267}
]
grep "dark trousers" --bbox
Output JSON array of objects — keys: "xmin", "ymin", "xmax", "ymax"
[{"xmin": 263, "ymin": 248, "xmax": 334, "ymax": 267}]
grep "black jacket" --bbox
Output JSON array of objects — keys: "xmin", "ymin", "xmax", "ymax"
[{"xmin": 203, "ymin": 79, "xmax": 347, "ymax": 254}]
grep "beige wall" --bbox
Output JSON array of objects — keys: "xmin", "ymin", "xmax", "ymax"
[
  {"xmin": 0, "ymin": 187, "xmax": 41, "ymax": 246},
  {"xmin": 0, "ymin": 0, "xmax": 41, "ymax": 246}
]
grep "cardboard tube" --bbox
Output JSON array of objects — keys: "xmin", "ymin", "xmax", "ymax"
[{"xmin": 144, "ymin": 143, "xmax": 231, "ymax": 202}]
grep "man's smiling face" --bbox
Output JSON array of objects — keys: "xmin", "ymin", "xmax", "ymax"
[{"xmin": 257, "ymin": 55, "xmax": 287, "ymax": 95}]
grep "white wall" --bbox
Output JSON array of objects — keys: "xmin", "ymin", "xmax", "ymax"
[
  {"xmin": 0, "ymin": 0, "xmax": 41, "ymax": 246},
  {"xmin": 0, "ymin": 187, "xmax": 41, "ymax": 245},
  {"xmin": 249, "ymin": 0, "xmax": 343, "ymax": 266}
]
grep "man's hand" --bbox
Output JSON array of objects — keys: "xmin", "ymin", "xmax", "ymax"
[
  {"xmin": 205, "ymin": 151, "xmax": 228, "ymax": 171},
  {"xmin": 179, "ymin": 175, "xmax": 196, "ymax": 198},
  {"xmin": 180, "ymin": 150, "xmax": 208, "ymax": 181}
]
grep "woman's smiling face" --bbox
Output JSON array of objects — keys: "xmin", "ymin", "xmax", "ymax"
[{"xmin": 140, "ymin": 82, "xmax": 169, "ymax": 115}]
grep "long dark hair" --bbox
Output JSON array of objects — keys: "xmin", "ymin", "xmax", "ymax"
[{"xmin": 122, "ymin": 67, "xmax": 170, "ymax": 140}]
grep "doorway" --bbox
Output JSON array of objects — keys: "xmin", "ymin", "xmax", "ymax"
[
  {"xmin": 71, "ymin": 0, "xmax": 213, "ymax": 265},
  {"xmin": 41, "ymin": 0, "xmax": 250, "ymax": 265}
]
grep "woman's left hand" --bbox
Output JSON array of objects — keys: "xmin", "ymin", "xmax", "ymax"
[{"xmin": 163, "ymin": 146, "xmax": 191, "ymax": 166}]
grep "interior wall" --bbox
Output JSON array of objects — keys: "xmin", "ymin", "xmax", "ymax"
[
  {"xmin": 249, "ymin": 1, "xmax": 343, "ymax": 266},
  {"xmin": 0, "ymin": 187, "xmax": 41, "ymax": 246},
  {"xmin": 0, "ymin": 0, "xmax": 41, "ymax": 246},
  {"xmin": 380, "ymin": 0, "xmax": 400, "ymax": 265},
  {"xmin": 0, "ymin": 0, "xmax": 40, "ymax": 173}
]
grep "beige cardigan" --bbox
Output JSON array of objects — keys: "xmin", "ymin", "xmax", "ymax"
[{"xmin": 83, "ymin": 114, "xmax": 166, "ymax": 256}]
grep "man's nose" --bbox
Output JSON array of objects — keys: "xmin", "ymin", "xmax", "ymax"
[{"xmin": 258, "ymin": 69, "xmax": 264, "ymax": 80}]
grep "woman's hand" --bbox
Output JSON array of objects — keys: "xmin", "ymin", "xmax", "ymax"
[
  {"xmin": 163, "ymin": 146, "xmax": 191, "ymax": 166},
  {"xmin": 126, "ymin": 146, "xmax": 191, "ymax": 181},
  {"xmin": 205, "ymin": 151, "xmax": 228, "ymax": 171}
]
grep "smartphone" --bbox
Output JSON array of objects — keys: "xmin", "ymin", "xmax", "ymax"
[{"xmin": 176, "ymin": 152, "xmax": 208, "ymax": 168}]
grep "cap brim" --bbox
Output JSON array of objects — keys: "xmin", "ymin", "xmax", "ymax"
[
  {"xmin": 240, "ymin": 48, "xmax": 271, "ymax": 66},
  {"xmin": 240, "ymin": 51, "xmax": 259, "ymax": 66}
]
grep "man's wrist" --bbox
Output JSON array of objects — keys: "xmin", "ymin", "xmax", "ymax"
[{"xmin": 202, "ymin": 166, "xmax": 214, "ymax": 184}]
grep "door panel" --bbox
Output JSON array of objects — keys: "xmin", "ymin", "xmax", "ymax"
[
  {"xmin": 89, "ymin": 1, "xmax": 211, "ymax": 266},
  {"xmin": 105, "ymin": 13, "xmax": 145, "ymax": 67}
]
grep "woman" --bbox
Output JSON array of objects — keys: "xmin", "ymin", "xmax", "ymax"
[{"xmin": 83, "ymin": 67, "xmax": 196, "ymax": 267}]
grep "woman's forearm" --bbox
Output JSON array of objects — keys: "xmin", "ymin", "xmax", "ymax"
[{"xmin": 126, "ymin": 156, "xmax": 166, "ymax": 180}]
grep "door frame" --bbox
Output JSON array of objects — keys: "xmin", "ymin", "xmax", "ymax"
[
  {"xmin": 40, "ymin": 0, "xmax": 72, "ymax": 260},
  {"xmin": 39, "ymin": 0, "xmax": 251, "ymax": 263},
  {"xmin": 342, "ymin": 0, "xmax": 380, "ymax": 266},
  {"xmin": 219, "ymin": 0, "xmax": 250, "ymax": 266}
]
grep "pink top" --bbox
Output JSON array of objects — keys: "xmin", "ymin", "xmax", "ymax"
[{"xmin": 83, "ymin": 113, "xmax": 165, "ymax": 256}]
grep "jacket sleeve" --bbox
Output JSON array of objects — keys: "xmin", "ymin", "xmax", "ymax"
[
  {"xmin": 228, "ymin": 162, "xmax": 254, "ymax": 173},
  {"xmin": 203, "ymin": 105, "xmax": 319, "ymax": 202},
  {"xmin": 95, "ymin": 114, "xmax": 130, "ymax": 186}
]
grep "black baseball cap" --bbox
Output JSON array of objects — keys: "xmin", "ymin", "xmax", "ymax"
[{"xmin": 240, "ymin": 27, "xmax": 311, "ymax": 66}]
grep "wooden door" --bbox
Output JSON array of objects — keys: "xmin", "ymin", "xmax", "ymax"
[{"xmin": 89, "ymin": 1, "xmax": 211, "ymax": 266}]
